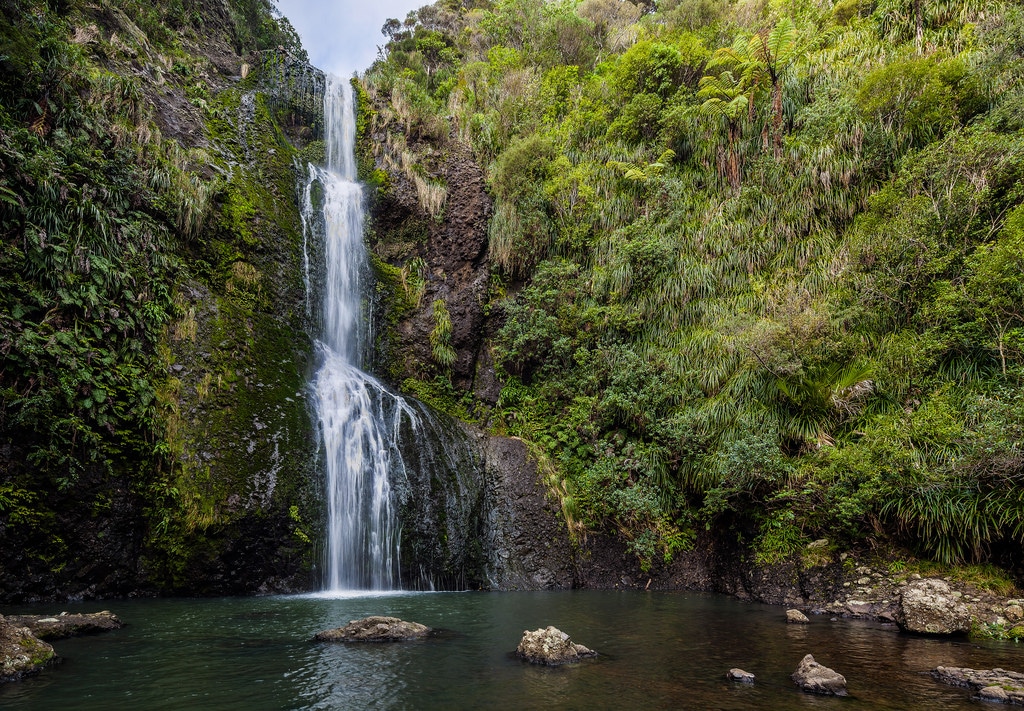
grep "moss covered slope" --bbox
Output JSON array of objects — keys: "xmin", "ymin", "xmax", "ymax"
[{"xmin": 0, "ymin": 0, "xmax": 321, "ymax": 600}]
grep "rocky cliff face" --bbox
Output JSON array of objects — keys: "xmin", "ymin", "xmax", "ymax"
[
  {"xmin": 148, "ymin": 57, "xmax": 323, "ymax": 596},
  {"xmin": 356, "ymin": 86, "xmax": 498, "ymax": 406},
  {"xmin": 442, "ymin": 431, "xmax": 1024, "ymax": 639},
  {"xmin": 0, "ymin": 1, "xmax": 321, "ymax": 602}
]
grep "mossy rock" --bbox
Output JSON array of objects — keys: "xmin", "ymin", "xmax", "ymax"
[{"xmin": 1, "ymin": 617, "xmax": 56, "ymax": 682}]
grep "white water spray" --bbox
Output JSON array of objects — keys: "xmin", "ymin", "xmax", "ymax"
[{"xmin": 303, "ymin": 77, "xmax": 417, "ymax": 592}]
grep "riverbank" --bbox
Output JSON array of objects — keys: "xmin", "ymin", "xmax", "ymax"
[
  {"xmin": 575, "ymin": 531, "xmax": 1022, "ymax": 639},
  {"xmin": 472, "ymin": 434, "xmax": 1022, "ymax": 640}
]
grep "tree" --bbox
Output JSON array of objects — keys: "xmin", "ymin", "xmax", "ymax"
[
  {"xmin": 578, "ymin": 0, "xmax": 641, "ymax": 55},
  {"xmin": 540, "ymin": 0, "xmax": 598, "ymax": 67},
  {"xmin": 709, "ymin": 17, "xmax": 799, "ymax": 158},
  {"xmin": 382, "ymin": 18, "xmax": 403, "ymax": 42},
  {"xmin": 697, "ymin": 70, "xmax": 748, "ymax": 189},
  {"xmin": 613, "ymin": 40, "xmax": 685, "ymax": 99}
]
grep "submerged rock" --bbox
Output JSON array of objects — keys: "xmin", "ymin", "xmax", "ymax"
[
  {"xmin": 1, "ymin": 615, "xmax": 56, "ymax": 683},
  {"xmin": 791, "ymin": 654, "xmax": 848, "ymax": 696},
  {"xmin": 933, "ymin": 666, "xmax": 1024, "ymax": 705},
  {"xmin": 895, "ymin": 578, "xmax": 971, "ymax": 635},
  {"xmin": 4, "ymin": 611, "xmax": 123, "ymax": 640},
  {"xmin": 314, "ymin": 616, "xmax": 430, "ymax": 642},
  {"xmin": 727, "ymin": 668, "xmax": 755, "ymax": 683},
  {"xmin": 515, "ymin": 626, "xmax": 597, "ymax": 665},
  {"xmin": 786, "ymin": 609, "xmax": 810, "ymax": 624}
]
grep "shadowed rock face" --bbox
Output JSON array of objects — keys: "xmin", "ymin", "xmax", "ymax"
[
  {"xmin": 364, "ymin": 136, "xmax": 493, "ymax": 395},
  {"xmin": 314, "ymin": 616, "xmax": 431, "ymax": 642},
  {"xmin": 3, "ymin": 611, "xmax": 123, "ymax": 640},
  {"xmin": 477, "ymin": 436, "xmax": 576, "ymax": 590},
  {"xmin": 515, "ymin": 626, "xmax": 597, "ymax": 666},
  {"xmin": 0, "ymin": 615, "xmax": 55, "ymax": 683},
  {"xmin": 791, "ymin": 654, "xmax": 847, "ymax": 696}
]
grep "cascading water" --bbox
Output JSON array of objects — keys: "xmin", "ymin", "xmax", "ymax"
[
  {"xmin": 300, "ymin": 76, "xmax": 489, "ymax": 594},
  {"xmin": 304, "ymin": 76, "xmax": 416, "ymax": 592}
]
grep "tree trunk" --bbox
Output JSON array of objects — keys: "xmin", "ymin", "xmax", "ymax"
[
  {"xmin": 915, "ymin": 0, "xmax": 924, "ymax": 54},
  {"xmin": 728, "ymin": 122, "xmax": 741, "ymax": 190},
  {"xmin": 999, "ymin": 331, "xmax": 1007, "ymax": 376},
  {"xmin": 772, "ymin": 81, "xmax": 784, "ymax": 159}
]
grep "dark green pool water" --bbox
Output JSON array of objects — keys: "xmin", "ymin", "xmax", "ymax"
[{"xmin": 2, "ymin": 591, "xmax": 1022, "ymax": 709}]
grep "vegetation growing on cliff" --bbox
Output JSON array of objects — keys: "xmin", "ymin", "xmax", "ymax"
[
  {"xmin": 0, "ymin": 0, "xmax": 318, "ymax": 598},
  {"xmin": 364, "ymin": 0, "xmax": 1024, "ymax": 573}
]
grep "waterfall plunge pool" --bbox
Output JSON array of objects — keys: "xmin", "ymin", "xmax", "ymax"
[{"xmin": 3, "ymin": 590, "xmax": 1023, "ymax": 710}]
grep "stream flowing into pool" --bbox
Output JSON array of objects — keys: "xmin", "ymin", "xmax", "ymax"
[{"xmin": 3, "ymin": 591, "xmax": 1024, "ymax": 710}]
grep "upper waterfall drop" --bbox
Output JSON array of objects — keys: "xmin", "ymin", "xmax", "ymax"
[{"xmin": 323, "ymin": 76, "xmax": 357, "ymax": 181}]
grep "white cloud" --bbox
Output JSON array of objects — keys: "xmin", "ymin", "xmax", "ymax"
[{"xmin": 274, "ymin": 0, "xmax": 430, "ymax": 76}]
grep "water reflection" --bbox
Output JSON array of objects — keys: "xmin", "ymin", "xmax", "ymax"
[{"xmin": 2, "ymin": 591, "xmax": 1023, "ymax": 710}]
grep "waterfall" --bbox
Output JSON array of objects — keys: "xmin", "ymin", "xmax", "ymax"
[
  {"xmin": 304, "ymin": 76, "xmax": 413, "ymax": 592},
  {"xmin": 300, "ymin": 76, "xmax": 491, "ymax": 594}
]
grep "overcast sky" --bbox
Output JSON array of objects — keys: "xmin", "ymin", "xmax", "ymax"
[{"xmin": 275, "ymin": 0, "xmax": 429, "ymax": 76}]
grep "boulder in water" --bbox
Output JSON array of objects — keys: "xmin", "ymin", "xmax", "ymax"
[
  {"xmin": 786, "ymin": 609, "xmax": 810, "ymax": 624},
  {"xmin": 727, "ymin": 668, "xmax": 755, "ymax": 683},
  {"xmin": 791, "ymin": 654, "xmax": 848, "ymax": 696},
  {"xmin": 895, "ymin": 578, "xmax": 970, "ymax": 635},
  {"xmin": 314, "ymin": 616, "xmax": 431, "ymax": 642},
  {"xmin": 4, "ymin": 611, "xmax": 123, "ymax": 640},
  {"xmin": 1, "ymin": 615, "xmax": 56, "ymax": 683},
  {"xmin": 515, "ymin": 626, "xmax": 597, "ymax": 665}
]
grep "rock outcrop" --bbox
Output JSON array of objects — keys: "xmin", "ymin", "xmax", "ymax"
[
  {"xmin": 895, "ymin": 578, "xmax": 971, "ymax": 635},
  {"xmin": 0, "ymin": 615, "xmax": 55, "ymax": 683},
  {"xmin": 478, "ymin": 436, "xmax": 576, "ymax": 590},
  {"xmin": 791, "ymin": 654, "xmax": 847, "ymax": 696},
  {"xmin": 314, "ymin": 616, "xmax": 431, "ymax": 642},
  {"xmin": 515, "ymin": 626, "xmax": 597, "ymax": 665},
  {"xmin": 3, "ymin": 611, "xmax": 123, "ymax": 639},
  {"xmin": 933, "ymin": 667, "xmax": 1024, "ymax": 705},
  {"xmin": 362, "ymin": 119, "xmax": 493, "ymax": 396}
]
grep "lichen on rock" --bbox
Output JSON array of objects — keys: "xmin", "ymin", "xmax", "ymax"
[
  {"xmin": 791, "ymin": 654, "xmax": 847, "ymax": 696},
  {"xmin": 515, "ymin": 626, "xmax": 597, "ymax": 665},
  {"xmin": 933, "ymin": 666, "xmax": 1024, "ymax": 705},
  {"xmin": 727, "ymin": 668, "xmax": 755, "ymax": 683},
  {"xmin": 786, "ymin": 609, "xmax": 810, "ymax": 624},
  {"xmin": 314, "ymin": 616, "xmax": 431, "ymax": 642},
  {"xmin": 0, "ymin": 615, "xmax": 56, "ymax": 683},
  {"xmin": 4, "ymin": 611, "xmax": 123, "ymax": 640},
  {"xmin": 895, "ymin": 578, "xmax": 971, "ymax": 635}
]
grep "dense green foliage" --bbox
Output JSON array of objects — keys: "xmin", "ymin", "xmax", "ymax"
[
  {"xmin": 0, "ymin": 0, "xmax": 315, "ymax": 593},
  {"xmin": 366, "ymin": 0, "xmax": 1024, "ymax": 571}
]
